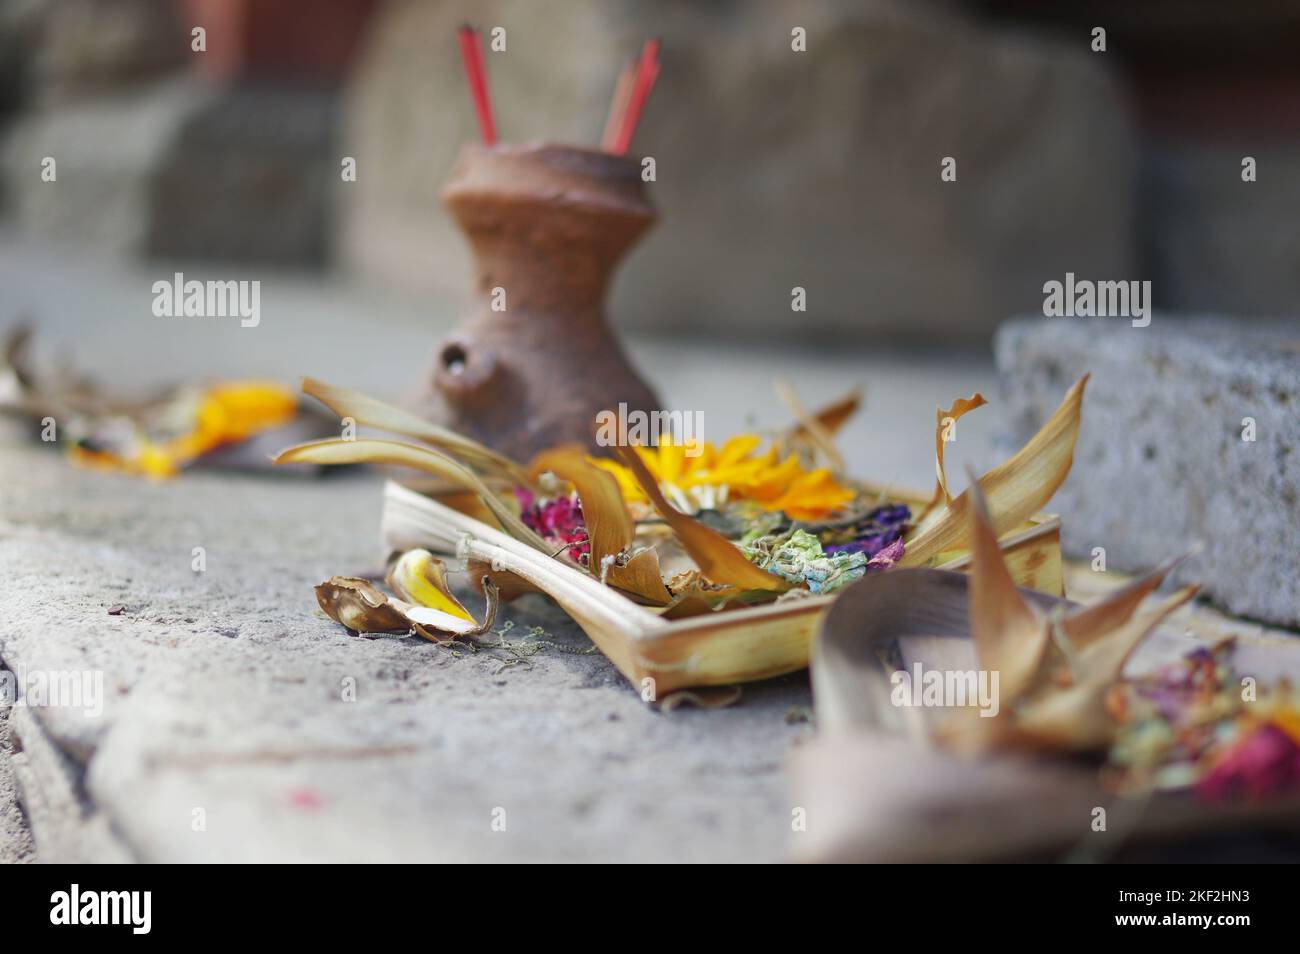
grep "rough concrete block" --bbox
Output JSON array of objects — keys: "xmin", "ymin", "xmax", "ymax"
[{"xmin": 995, "ymin": 317, "xmax": 1300, "ymax": 628}]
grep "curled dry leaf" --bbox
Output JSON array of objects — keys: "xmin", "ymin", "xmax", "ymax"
[
  {"xmin": 612, "ymin": 444, "xmax": 790, "ymax": 592},
  {"xmin": 316, "ymin": 552, "xmax": 499, "ymax": 643},
  {"xmin": 1059, "ymin": 554, "xmax": 1185, "ymax": 650},
  {"xmin": 595, "ymin": 548, "xmax": 676, "ymax": 606},
  {"xmin": 315, "ymin": 576, "xmax": 414, "ymax": 634},
  {"xmin": 775, "ymin": 380, "xmax": 858, "ymax": 473},
  {"xmin": 915, "ymin": 391, "xmax": 987, "ymax": 523},
  {"xmin": 967, "ymin": 466, "xmax": 1048, "ymax": 703},
  {"xmin": 530, "ymin": 445, "xmax": 631, "ymax": 566},
  {"xmin": 528, "ymin": 445, "xmax": 672, "ymax": 604},
  {"xmin": 901, "ymin": 375, "xmax": 1088, "ymax": 568},
  {"xmin": 1007, "ymin": 585, "xmax": 1199, "ymax": 751},
  {"xmin": 467, "ymin": 558, "xmax": 543, "ymax": 602},
  {"xmin": 782, "ymin": 387, "xmax": 860, "ymax": 444},
  {"xmin": 654, "ymin": 570, "xmax": 779, "ymax": 619},
  {"xmin": 942, "ymin": 475, "xmax": 1201, "ymax": 753},
  {"xmin": 816, "ymin": 468, "xmax": 1203, "ymax": 758},
  {"xmin": 301, "ymin": 377, "xmax": 531, "ymax": 486},
  {"xmin": 274, "ymin": 438, "xmax": 551, "ymax": 553}
]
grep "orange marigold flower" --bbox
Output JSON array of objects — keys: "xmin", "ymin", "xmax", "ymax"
[{"xmin": 591, "ymin": 435, "xmax": 854, "ymax": 520}]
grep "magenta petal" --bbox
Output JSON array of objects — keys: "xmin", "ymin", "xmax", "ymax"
[
  {"xmin": 1195, "ymin": 724, "xmax": 1300, "ymax": 804},
  {"xmin": 864, "ymin": 537, "xmax": 905, "ymax": 572}
]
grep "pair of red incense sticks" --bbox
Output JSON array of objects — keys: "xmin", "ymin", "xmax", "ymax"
[
  {"xmin": 456, "ymin": 25, "xmax": 660, "ymax": 155},
  {"xmin": 600, "ymin": 39, "xmax": 661, "ymax": 154}
]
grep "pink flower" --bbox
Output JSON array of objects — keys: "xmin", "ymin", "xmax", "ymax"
[
  {"xmin": 865, "ymin": 537, "xmax": 905, "ymax": 573},
  {"xmin": 516, "ymin": 489, "xmax": 590, "ymax": 564},
  {"xmin": 1195, "ymin": 723, "xmax": 1300, "ymax": 804}
]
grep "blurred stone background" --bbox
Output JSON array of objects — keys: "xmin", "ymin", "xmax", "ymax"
[{"xmin": 1, "ymin": 0, "xmax": 1297, "ymax": 342}]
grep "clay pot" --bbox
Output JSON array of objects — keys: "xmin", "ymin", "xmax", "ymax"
[{"xmin": 412, "ymin": 142, "xmax": 662, "ymax": 462}]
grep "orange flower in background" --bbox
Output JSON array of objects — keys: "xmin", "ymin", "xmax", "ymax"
[
  {"xmin": 591, "ymin": 435, "xmax": 854, "ymax": 520},
  {"xmin": 68, "ymin": 381, "xmax": 298, "ymax": 479}
]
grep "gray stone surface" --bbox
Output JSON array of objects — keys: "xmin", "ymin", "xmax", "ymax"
[
  {"xmin": 339, "ymin": 0, "xmax": 1136, "ymax": 343},
  {"xmin": 0, "ymin": 425, "xmax": 813, "ymax": 862},
  {"xmin": 995, "ymin": 316, "xmax": 1300, "ymax": 628},
  {"xmin": 8, "ymin": 705, "xmax": 129, "ymax": 863},
  {"xmin": 0, "ymin": 705, "xmax": 36, "ymax": 863}
]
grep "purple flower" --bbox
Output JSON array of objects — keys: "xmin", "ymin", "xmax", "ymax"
[{"xmin": 823, "ymin": 503, "xmax": 911, "ymax": 558}]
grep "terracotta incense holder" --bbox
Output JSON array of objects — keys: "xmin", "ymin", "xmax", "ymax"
[{"xmin": 412, "ymin": 142, "xmax": 662, "ymax": 461}]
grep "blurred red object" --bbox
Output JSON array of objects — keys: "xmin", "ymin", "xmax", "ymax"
[{"xmin": 179, "ymin": 0, "xmax": 377, "ymax": 83}]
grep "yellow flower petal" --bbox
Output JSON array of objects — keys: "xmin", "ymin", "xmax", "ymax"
[
  {"xmin": 657, "ymin": 441, "xmax": 688, "ymax": 484},
  {"xmin": 717, "ymin": 434, "xmax": 761, "ymax": 467},
  {"xmin": 588, "ymin": 433, "xmax": 854, "ymax": 522}
]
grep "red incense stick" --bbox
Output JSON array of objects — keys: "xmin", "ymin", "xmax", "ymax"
[
  {"xmin": 612, "ymin": 38, "xmax": 661, "ymax": 155},
  {"xmin": 457, "ymin": 25, "xmax": 497, "ymax": 146},
  {"xmin": 601, "ymin": 57, "xmax": 637, "ymax": 152}
]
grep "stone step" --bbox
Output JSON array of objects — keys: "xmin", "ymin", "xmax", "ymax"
[{"xmin": 995, "ymin": 316, "xmax": 1300, "ymax": 629}]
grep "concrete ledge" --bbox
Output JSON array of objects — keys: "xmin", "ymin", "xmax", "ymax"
[
  {"xmin": 995, "ymin": 316, "xmax": 1300, "ymax": 628},
  {"xmin": 0, "ymin": 704, "xmax": 35, "ymax": 863},
  {"xmin": 9, "ymin": 706, "xmax": 131, "ymax": 863}
]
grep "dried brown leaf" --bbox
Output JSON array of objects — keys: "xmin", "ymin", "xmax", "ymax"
[
  {"xmin": 529, "ymin": 444, "xmax": 632, "ymax": 566},
  {"xmin": 776, "ymin": 381, "xmax": 858, "ymax": 473},
  {"xmin": 1072, "ymin": 584, "xmax": 1199, "ymax": 686},
  {"xmin": 274, "ymin": 438, "xmax": 550, "ymax": 552},
  {"xmin": 901, "ymin": 375, "xmax": 1087, "ymax": 568},
  {"xmin": 1060, "ymin": 555, "xmax": 1184, "ymax": 650},
  {"xmin": 315, "ymin": 566, "xmax": 499, "ymax": 643},
  {"xmin": 612, "ymin": 444, "xmax": 790, "ymax": 592},
  {"xmin": 301, "ymin": 377, "xmax": 530, "ymax": 485},
  {"xmin": 916, "ymin": 392, "xmax": 988, "ymax": 522},
  {"xmin": 967, "ymin": 471, "xmax": 1048, "ymax": 702},
  {"xmin": 806, "ymin": 389, "xmax": 861, "ymax": 436},
  {"xmin": 528, "ymin": 445, "xmax": 673, "ymax": 605},
  {"xmin": 467, "ymin": 559, "xmax": 542, "ymax": 602},
  {"xmin": 1011, "ymin": 585, "xmax": 1199, "ymax": 751},
  {"xmin": 605, "ymin": 548, "xmax": 674, "ymax": 605},
  {"xmin": 315, "ymin": 576, "xmax": 414, "ymax": 634}
]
